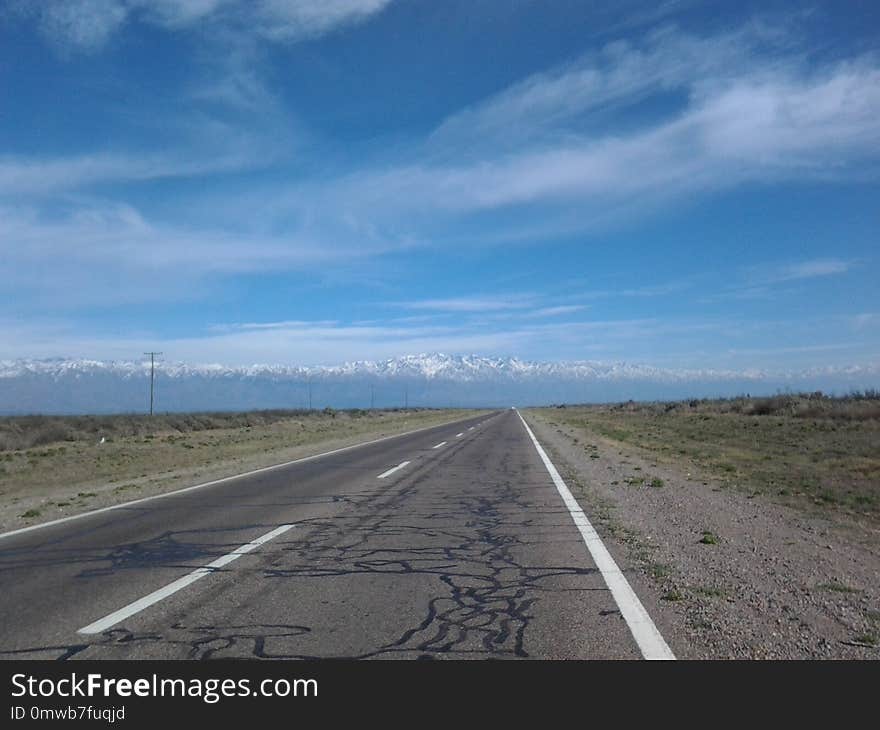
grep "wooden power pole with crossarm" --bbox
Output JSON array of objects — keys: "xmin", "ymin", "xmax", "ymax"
[{"xmin": 144, "ymin": 352, "xmax": 162, "ymax": 416}]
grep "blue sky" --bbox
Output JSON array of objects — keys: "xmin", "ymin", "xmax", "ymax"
[{"xmin": 2, "ymin": 0, "xmax": 879, "ymax": 371}]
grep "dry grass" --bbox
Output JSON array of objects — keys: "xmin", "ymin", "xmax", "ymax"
[
  {"xmin": 534, "ymin": 392, "xmax": 880, "ymax": 521},
  {"xmin": 0, "ymin": 408, "xmax": 391, "ymax": 452},
  {"xmin": 611, "ymin": 390, "xmax": 880, "ymax": 421}
]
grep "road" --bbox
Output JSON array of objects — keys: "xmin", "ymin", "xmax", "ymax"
[{"xmin": 0, "ymin": 409, "xmax": 673, "ymax": 660}]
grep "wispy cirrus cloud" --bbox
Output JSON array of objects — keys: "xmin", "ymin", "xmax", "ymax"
[
  {"xmin": 0, "ymin": 201, "xmax": 399, "ymax": 309},
  {"xmin": 30, "ymin": 0, "xmax": 128, "ymax": 51},
  {"xmin": 852, "ymin": 313, "xmax": 880, "ymax": 330},
  {"xmin": 14, "ymin": 0, "xmax": 395, "ymax": 52},
  {"xmin": 699, "ymin": 258, "xmax": 858, "ymax": 304},
  {"xmin": 768, "ymin": 259, "xmax": 853, "ymax": 283},
  {"xmin": 252, "ymin": 0, "xmax": 394, "ymax": 41},
  {"xmin": 394, "ymin": 295, "xmax": 538, "ymax": 313},
  {"xmin": 314, "ymin": 57, "xmax": 880, "ymax": 223},
  {"xmin": 427, "ymin": 24, "xmax": 793, "ymax": 157},
  {"xmin": 745, "ymin": 258, "xmax": 854, "ymax": 290},
  {"xmin": 0, "ymin": 151, "xmax": 263, "ymax": 197},
  {"xmin": 391, "ymin": 299, "xmax": 591, "ymax": 322},
  {"xmin": 525, "ymin": 305, "xmax": 590, "ymax": 318}
]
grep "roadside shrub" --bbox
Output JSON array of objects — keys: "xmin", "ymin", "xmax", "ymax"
[
  {"xmin": 28, "ymin": 424, "xmax": 73, "ymax": 448},
  {"xmin": 745, "ymin": 396, "xmax": 788, "ymax": 416}
]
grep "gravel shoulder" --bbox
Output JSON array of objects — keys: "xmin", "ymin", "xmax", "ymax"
[
  {"xmin": 0, "ymin": 409, "xmax": 484, "ymax": 534},
  {"xmin": 523, "ymin": 408, "xmax": 880, "ymax": 659}
]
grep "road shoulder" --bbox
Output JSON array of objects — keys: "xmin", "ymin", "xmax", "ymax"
[{"xmin": 523, "ymin": 409, "xmax": 880, "ymax": 659}]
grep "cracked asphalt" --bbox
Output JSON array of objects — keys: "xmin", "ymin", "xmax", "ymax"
[{"xmin": 0, "ymin": 410, "xmax": 646, "ymax": 659}]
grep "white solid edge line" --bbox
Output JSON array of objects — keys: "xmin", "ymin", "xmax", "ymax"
[
  {"xmin": 78, "ymin": 524, "xmax": 294, "ymax": 635},
  {"xmin": 377, "ymin": 461, "xmax": 411, "ymax": 479},
  {"xmin": 0, "ymin": 414, "xmax": 483, "ymax": 542},
  {"xmin": 515, "ymin": 410, "xmax": 676, "ymax": 661},
  {"xmin": 432, "ymin": 441, "xmax": 447, "ymax": 449}
]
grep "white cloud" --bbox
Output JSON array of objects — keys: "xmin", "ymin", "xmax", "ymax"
[
  {"xmin": 699, "ymin": 259, "xmax": 856, "ymax": 304},
  {"xmin": 132, "ymin": 0, "xmax": 229, "ymax": 27},
  {"xmin": 23, "ymin": 0, "xmax": 394, "ymax": 51},
  {"xmin": 0, "ymin": 152, "xmax": 257, "ymax": 197},
  {"xmin": 396, "ymin": 295, "xmax": 537, "ymax": 313},
  {"xmin": 730, "ymin": 258, "xmax": 855, "ymax": 293},
  {"xmin": 255, "ymin": 0, "xmax": 394, "ymax": 40},
  {"xmin": 325, "ymin": 58, "xmax": 880, "ymax": 220},
  {"xmin": 428, "ymin": 25, "xmax": 787, "ymax": 157},
  {"xmin": 772, "ymin": 259, "xmax": 852, "ymax": 282},
  {"xmin": 850, "ymin": 313, "xmax": 880, "ymax": 333},
  {"xmin": 694, "ymin": 65, "xmax": 880, "ymax": 168},
  {"xmin": 526, "ymin": 305, "xmax": 590, "ymax": 318},
  {"xmin": 0, "ymin": 202, "xmax": 396, "ymax": 308},
  {"xmin": 36, "ymin": 0, "xmax": 129, "ymax": 51}
]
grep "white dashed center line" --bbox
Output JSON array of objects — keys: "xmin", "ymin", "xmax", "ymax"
[
  {"xmin": 432, "ymin": 441, "xmax": 447, "ymax": 449},
  {"xmin": 377, "ymin": 461, "xmax": 411, "ymax": 479}
]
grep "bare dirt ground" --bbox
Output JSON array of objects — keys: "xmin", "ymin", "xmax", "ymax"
[
  {"xmin": 0, "ymin": 409, "xmax": 482, "ymax": 534},
  {"xmin": 524, "ymin": 403, "xmax": 880, "ymax": 659}
]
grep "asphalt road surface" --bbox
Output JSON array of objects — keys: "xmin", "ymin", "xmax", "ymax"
[{"xmin": 0, "ymin": 409, "xmax": 673, "ymax": 660}]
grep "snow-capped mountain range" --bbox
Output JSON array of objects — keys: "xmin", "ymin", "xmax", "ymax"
[{"xmin": 1, "ymin": 353, "xmax": 877, "ymax": 414}]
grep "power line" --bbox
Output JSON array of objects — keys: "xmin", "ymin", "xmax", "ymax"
[{"xmin": 143, "ymin": 352, "xmax": 162, "ymax": 416}]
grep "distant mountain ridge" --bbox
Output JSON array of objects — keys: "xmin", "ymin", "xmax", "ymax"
[{"xmin": 1, "ymin": 353, "xmax": 878, "ymax": 414}]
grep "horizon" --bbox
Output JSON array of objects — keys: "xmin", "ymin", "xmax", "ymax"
[
  {"xmin": 0, "ymin": 352, "xmax": 880, "ymax": 378},
  {"xmin": 2, "ymin": 1, "xmax": 879, "ymax": 385},
  {"xmin": 5, "ymin": 350, "xmax": 880, "ymax": 377},
  {"xmin": 2, "ymin": 351, "xmax": 878, "ymax": 415}
]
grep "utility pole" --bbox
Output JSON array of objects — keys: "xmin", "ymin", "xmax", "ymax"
[
  {"xmin": 370, "ymin": 384, "xmax": 375, "ymax": 410},
  {"xmin": 144, "ymin": 352, "xmax": 162, "ymax": 416},
  {"xmin": 307, "ymin": 379, "xmax": 312, "ymax": 411},
  {"xmin": 405, "ymin": 386, "xmax": 408, "ymax": 410}
]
